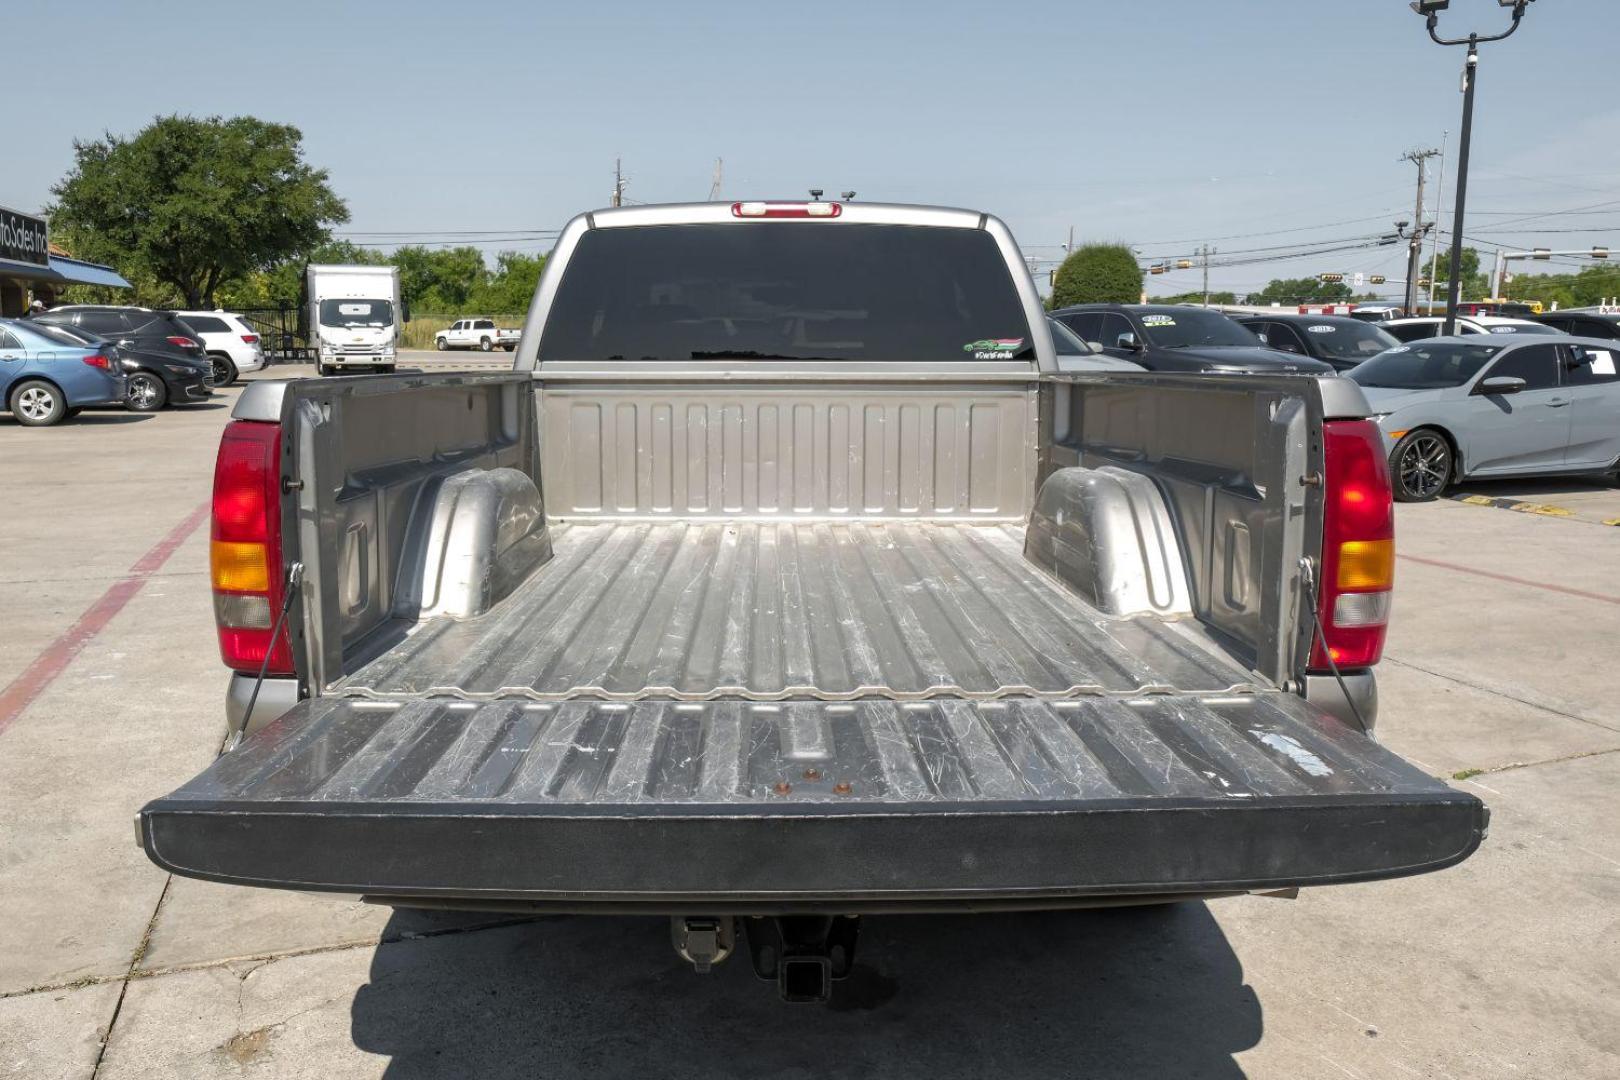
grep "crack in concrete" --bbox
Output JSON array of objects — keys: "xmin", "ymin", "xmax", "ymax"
[
  {"xmin": 1383, "ymin": 656, "xmax": 1620, "ymax": 736},
  {"xmin": 2, "ymin": 914, "xmax": 538, "ymax": 1002},
  {"xmin": 1453, "ymin": 745, "xmax": 1620, "ymax": 782},
  {"xmin": 87, "ymin": 874, "xmax": 173, "ymax": 1079}
]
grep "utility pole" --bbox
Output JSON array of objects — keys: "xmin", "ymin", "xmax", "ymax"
[
  {"xmin": 1066, "ymin": 225, "xmax": 1074, "ymax": 254},
  {"xmin": 1401, "ymin": 148, "xmax": 1440, "ymax": 314},
  {"xmin": 708, "ymin": 158, "xmax": 723, "ymax": 201},
  {"xmin": 611, "ymin": 158, "xmax": 626, "ymax": 208},
  {"xmin": 1199, "ymin": 244, "xmax": 1215, "ymax": 305}
]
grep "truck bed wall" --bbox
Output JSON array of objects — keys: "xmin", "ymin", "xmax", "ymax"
[
  {"xmin": 537, "ymin": 373, "xmax": 1039, "ymax": 521},
  {"xmin": 283, "ymin": 370, "xmax": 1319, "ymax": 692}
]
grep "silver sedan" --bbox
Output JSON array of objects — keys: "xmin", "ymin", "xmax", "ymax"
[{"xmin": 1348, "ymin": 335, "xmax": 1620, "ymax": 501}]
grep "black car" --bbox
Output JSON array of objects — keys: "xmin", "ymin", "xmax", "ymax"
[
  {"xmin": 31, "ymin": 306, "xmax": 213, "ymax": 411},
  {"xmin": 1532, "ymin": 310, "xmax": 1620, "ymax": 341},
  {"xmin": 1235, "ymin": 314, "xmax": 1401, "ymax": 372},
  {"xmin": 1049, "ymin": 304, "xmax": 1335, "ymax": 374}
]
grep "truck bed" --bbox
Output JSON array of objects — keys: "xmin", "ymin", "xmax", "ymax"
[
  {"xmin": 337, "ymin": 521, "xmax": 1259, "ymax": 702},
  {"xmin": 142, "ymin": 518, "xmax": 1485, "ymax": 908}
]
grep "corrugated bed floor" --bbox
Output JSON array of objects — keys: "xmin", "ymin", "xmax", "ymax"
[{"xmin": 340, "ymin": 521, "xmax": 1258, "ymax": 702}]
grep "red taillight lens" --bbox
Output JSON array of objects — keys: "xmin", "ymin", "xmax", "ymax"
[
  {"xmin": 80, "ymin": 353, "xmax": 111, "ymax": 369},
  {"xmin": 731, "ymin": 201, "xmax": 842, "ymax": 219},
  {"xmin": 1311, "ymin": 419, "xmax": 1395, "ymax": 671},
  {"xmin": 211, "ymin": 421, "xmax": 293, "ymax": 674},
  {"xmin": 168, "ymin": 335, "xmax": 200, "ymax": 350},
  {"xmin": 240, "ymin": 334, "xmax": 259, "ymax": 345}
]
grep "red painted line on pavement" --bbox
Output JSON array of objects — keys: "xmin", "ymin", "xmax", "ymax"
[
  {"xmin": 0, "ymin": 501, "xmax": 211, "ymax": 737},
  {"xmin": 1398, "ymin": 553, "xmax": 1620, "ymax": 607}
]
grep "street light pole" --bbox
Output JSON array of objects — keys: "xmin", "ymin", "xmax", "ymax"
[
  {"xmin": 1442, "ymin": 40, "xmax": 1477, "ymax": 337},
  {"xmin": 1413, "ymin": 0, "xmax": 1534, "ymax": 336}
]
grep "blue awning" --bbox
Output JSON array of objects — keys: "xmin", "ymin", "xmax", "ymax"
[
  {"xmin": 48, "ymin": 255, "xmax": 132, "ymax": 288},
  {"xmin": 0, "ymin": 254, "xmax": 132, "ymax": 288}
]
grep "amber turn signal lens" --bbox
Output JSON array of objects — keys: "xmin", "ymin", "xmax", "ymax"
[
  {"xmin": 211, "ymin": 539, "xmax": 269, "ymax": 593},
  {"xmin": 1336, "ymin": 538, "xmax": 1395, "ymax": 591}
]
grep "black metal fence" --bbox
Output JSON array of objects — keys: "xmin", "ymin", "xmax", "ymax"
[{"xmin": 234, "ymin": 306, "xmax": 308, "ymax": 364}]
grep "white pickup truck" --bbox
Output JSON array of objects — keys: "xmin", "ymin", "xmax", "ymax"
[{"xmin": 435, "ymin": 318, "xmax": 519, "ymax": 352}]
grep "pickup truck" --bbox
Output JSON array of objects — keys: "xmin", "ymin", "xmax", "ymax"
[
  {"xmin": 142, "ymin": 201, "xmax": 1485, "ymax": 1004},
  {"xmin": 435, "ymin": 317, "xmax": 520, "ymax": 352}
]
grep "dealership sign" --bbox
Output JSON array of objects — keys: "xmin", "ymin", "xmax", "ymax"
[{"xmin": 0, "ymin": 206, "xmax": 50, "ymax": 267}]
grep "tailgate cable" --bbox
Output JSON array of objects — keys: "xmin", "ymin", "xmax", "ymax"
[
  {"xmin": 1296, "ymin": 556, "xmax": 1369, "ymax": 734},
  {"xmin": 228, "ymin": 562, "xmax": 303, "ymax": 753}
]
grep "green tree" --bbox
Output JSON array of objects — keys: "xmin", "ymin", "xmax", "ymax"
[
  {"xmin": 49, "ymin": 115, "xmax": 347, "ymax": 308},
  {"xmin": 1428, "ymin": 246, "xmax": 1489, "ymax": 299},
  {"xmin": 1148, "ymin": 289, "xmax": 1237, "ymax": 305},
  {"xmin": 467, "ymin": 251, "xmax": 547, "ymax": 314},
  {"xmin": 1245, "ymin": 278, "xmax": 1353, "ymax": 305},
  {"xmin": 394, "ymin": 245, "xmax": 488, "ymax": 311},
  {"xmin": 1050, "ymin": 243, "xmax": 1143, "ymax": 307}
]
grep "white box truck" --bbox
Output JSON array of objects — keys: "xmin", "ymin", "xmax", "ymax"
[{"xmin": 305, "ymin": 264, "xmax": 404, "ymax": 375}]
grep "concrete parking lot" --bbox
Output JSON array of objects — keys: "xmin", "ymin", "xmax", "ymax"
[{"xmin": 2, "ymin": 365, "xmax": 1617, "ymax": 1079}]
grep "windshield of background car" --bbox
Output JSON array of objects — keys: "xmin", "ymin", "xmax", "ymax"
[
  {"xmin": 1047, "ymin": 318, "xmax": 1094, "ymax": 355},
  {"xmin": 539, "ymin": 223, "xmax": 1034, "ymax": 362},
  {"xmin": 1299, "ymin": 320, "xmax": 1399, "ymax": 361},
  {"xmin": 1135, "ymin": 309, "xmax": 1259, "ymax": 349},
  {"xmin": 1349, "ymin": 342, "xmax": 1502, "ymax": 389},
  {"xmin": 319, "ymin": 299, "xmax": 394, "ymax": 328}
]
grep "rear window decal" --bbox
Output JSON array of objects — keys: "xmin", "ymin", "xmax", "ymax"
[
  {"xmin": 962, "ymin": 338, "xmax": 1024, "ymax": 357},
  {"xmin": 1141, "ymin": 315, "xmax": 1175, "ymax": 326},
  {"xmin": 1307, "ymin": 325, "xmax": 1336, "ymax": 334}
]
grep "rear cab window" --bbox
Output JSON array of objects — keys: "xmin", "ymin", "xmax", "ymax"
[
  {"xmin": 182, "ymin": 315, "xmax": 229, "ymax": 334},
  {"xmin": 539, "ymin": 223, "xmax": 1033, "ymax": 363}
]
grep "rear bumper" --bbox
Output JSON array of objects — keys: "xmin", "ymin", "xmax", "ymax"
[
  {"xmin": 67, "ymin": 376, "xmax": 127, "ymax": 407},
  {"xmin": 224, "ymin": 672, "xmax": 300, "ymax": 739}
]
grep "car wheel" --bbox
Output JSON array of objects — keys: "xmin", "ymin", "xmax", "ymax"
[
  {"xmin": 377, "ymin": 365, "xmax": 396, "ymax": 374},
  {"xmin": 126, "ymin": 372, "xmax": 168, "ymax": 412},
  {"xmin": 1391, "ymin": 428, "xmax": 1452, "ymax": 503},
  {"xmin": 209, "ymin": 354, "xmax": 238, "ymax": 387},
  {"xmin": 10, "ymin": 380, "xmax": 67, "ymax": 426},
  {"xmin": 436, "ymin": 338, "xmax": 448, "ymax": 351},
  {"xmin": 504, "ymin": 343, "xmax": 516, "ymax": 352},
  {"xmin": 480, "ymin": 337, "xmax": 493, "ymax": 352}
]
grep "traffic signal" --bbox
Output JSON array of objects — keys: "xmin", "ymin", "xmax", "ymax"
[
  {"xmin": 1369, "ymin": 275, "xmax": 1386, "ymax": 285},
  {"xmin": 1319, "ymin": 273, "xmax": 1345, "ymax": 284}
]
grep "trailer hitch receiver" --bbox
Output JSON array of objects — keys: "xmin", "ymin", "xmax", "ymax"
[{"xmin": 745, "ymin": 915, "xmax": 861, "ymax": 1004}]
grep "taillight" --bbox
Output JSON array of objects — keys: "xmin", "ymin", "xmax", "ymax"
[
  {"xmin": 80, "ymin": 353, "xmax": 111, "ymax": 369},
  {"xmin": 168, "ymin": 335, "xmax": 200, "ymax": 350},
  {"xmin": 1311, "ymin": 419, "xmax": 1394, "ymax": 671},
  {"xmin": 731, "ymin": 201, "xmax": 842, "ymax": 219},
  {"xmin": 211, "ymin": 421, "xmax": 293, "ymax": 674},
  {"xmin": 240, "ymin": 334, "xmax": 259, "ymax": 345}
]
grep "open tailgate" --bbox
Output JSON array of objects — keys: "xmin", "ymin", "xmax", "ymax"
[{"xmin": 140, "ymin": 691, "xmax": 1485, "ymax": 908}]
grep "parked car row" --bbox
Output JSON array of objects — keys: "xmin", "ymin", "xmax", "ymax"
[
  {"xmin": 1068, "ymin": 300, "xmax": 1619, "ymax": 502},
  {"xmin": 1, "ymin": 305, "xmax": 265, "ymax": 427}
]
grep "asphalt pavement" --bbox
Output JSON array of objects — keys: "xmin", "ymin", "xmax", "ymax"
[{"xmin": 1, "ymin": 368, "xmax": 1616, "ymax": 1078}]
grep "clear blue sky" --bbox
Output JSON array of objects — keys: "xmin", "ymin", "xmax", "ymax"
[{"xmin": 12, "ymin": 0, "xmax": 1619, "ymax": 298}]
